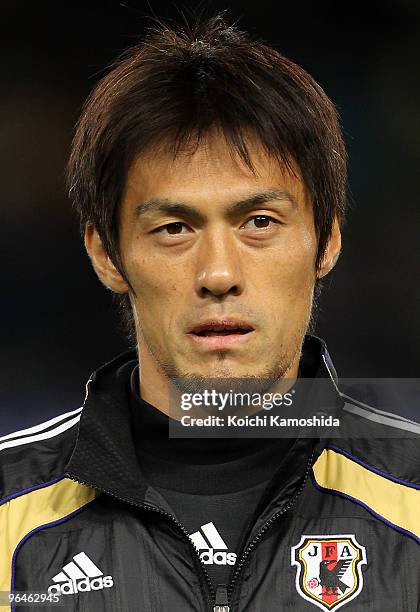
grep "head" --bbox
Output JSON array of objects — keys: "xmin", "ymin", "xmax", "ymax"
[{"xmin": 68, "ymin": 13, "xmax": 345, "ymax": 395}]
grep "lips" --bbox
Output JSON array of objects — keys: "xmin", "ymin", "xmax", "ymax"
[{"xmin": 189, "ymin": 320, "xmax": 254, "ymax": 336}]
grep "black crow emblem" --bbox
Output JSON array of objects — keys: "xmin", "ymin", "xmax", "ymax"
[{"xmin": 319, "ymin": 559, "xmax": 351, "ymax": 595}]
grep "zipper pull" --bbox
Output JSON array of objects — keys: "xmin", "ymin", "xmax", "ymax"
[{"xmin": 213, "ymin": 584, "xmax": 230, "ymax": 612}]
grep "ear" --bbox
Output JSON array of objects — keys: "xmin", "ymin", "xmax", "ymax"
[
  {"xmin": 84, "ymin": 225, "xmax": 129, "ymax": 293},
  {"xmin": 316, "ymin": 217, "xmax": 342, "ymax": 279}
]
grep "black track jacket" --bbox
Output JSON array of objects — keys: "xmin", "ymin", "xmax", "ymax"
[{"xmin": 1, "ymin": 335, "xmax": 419, "ymax": 612}]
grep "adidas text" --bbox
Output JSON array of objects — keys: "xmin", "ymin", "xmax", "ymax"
[{"xmin": 48, "ymin": 576, "xmax": 114, "ymax": 595}]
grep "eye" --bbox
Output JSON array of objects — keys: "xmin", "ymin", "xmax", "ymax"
[
  {"xmin": 154, "ymin": 222, "xmax": 189, "ymax": 235},
  {"xmin": 242, "ymin": 215, "xmax": 277, "ymax": 230}
]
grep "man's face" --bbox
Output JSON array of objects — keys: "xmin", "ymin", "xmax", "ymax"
[{"xmin": 118, "ymin": 133, "xmax": 318, "ymax": 384}]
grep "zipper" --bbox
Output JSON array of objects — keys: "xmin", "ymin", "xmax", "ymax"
[
  {"xmin": 64, "ymin": 472, "xmax": 216, "ymax": 609},
  {"xmin": 225, "ymin": 448, "xmax": 315, "ymax": 611},
  {"xmin": 214, "ymin": 584, "xmax": 229, "ymax": 611}
]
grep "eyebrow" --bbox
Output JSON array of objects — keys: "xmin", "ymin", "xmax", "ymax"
[{"xmin": 133, "ymin": 189, "xmax": 297, "ymax": 224}]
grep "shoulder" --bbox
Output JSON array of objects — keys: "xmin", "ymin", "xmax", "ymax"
[
  {"xmin": 312, "ymin": 388, "xmax": 420, "ymax": 542},
  {"xmin": 336, "ymin": 386, "xmax": 420, "ymax": 484},
  {"xmin": 0, "ymin": 407, "xmax": 82, "ymax": 503}
]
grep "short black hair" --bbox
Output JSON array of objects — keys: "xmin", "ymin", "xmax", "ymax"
[{"xmin": 67, "ymin": 12, "xmax": 347, "ymax": 342}]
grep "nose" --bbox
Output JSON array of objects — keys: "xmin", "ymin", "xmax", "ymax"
[{"xmin": 194, "ymin": 228, "xmax": 243, "ymax": 298}]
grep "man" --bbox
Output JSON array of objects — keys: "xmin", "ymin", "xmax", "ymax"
[{"xmin": 1, "ymin": 14, "xmax": 418, "ymax": 612}]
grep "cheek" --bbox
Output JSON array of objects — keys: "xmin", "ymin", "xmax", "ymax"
[
  {"xmin": 126, "ymin": 250, "xmax": 182, "ymax": 308},
  {"xmin": 265, "ymin": 229, "xmax": 316, "ymax": 286}
]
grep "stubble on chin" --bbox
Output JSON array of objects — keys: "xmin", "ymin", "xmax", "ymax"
[{"xmin": 144, "ymin": 330, "xmax": 304, "ymax": 397}]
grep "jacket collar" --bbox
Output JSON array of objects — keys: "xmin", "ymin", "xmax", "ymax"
[
  {"xmin": 64, "ymin": 334, "xmax": 344, "ymax": 508},
  {"xmin": 65, "ymin": 349, "xmax": 147, "ymax": 504}
]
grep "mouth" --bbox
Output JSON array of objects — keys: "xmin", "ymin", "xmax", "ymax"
[
  {"xmin": 187, "ymin": 319, "xmax": 255, "ymax": 349},
  {"xmin": 189, "ymin": 319, "xmax": 254, "ymax": 335}
]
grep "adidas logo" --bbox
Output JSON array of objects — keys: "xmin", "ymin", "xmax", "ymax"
[
  {"xmin": 47, "ymin": 552, "xmax": 114, "ymax": 595},
  {"xmin": 189, "ymin": 522, "xmax": 237, "ymax": 566}
]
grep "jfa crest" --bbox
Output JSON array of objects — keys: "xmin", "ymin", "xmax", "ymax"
[{"xmin": 291, "ymin": 534, "xmax": 367, "ymax": 610}]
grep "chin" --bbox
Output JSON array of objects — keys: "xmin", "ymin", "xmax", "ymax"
[{"xmin": 196, "ymin": 364, "xmax": 267, "ymax": 382}]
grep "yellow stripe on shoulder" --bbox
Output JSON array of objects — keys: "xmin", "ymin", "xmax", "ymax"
[
  {"xmin": 313, "ymin": 448, "xmax": 420, "ymax": 541},
  {"xmin": 0, "ymin": 478, "xmax": 98, "ymax": 608}
]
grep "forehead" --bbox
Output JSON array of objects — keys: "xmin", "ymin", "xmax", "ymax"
[{"xmin": 122, "ymin": 131, "xmax": 310, "ymax": 211}]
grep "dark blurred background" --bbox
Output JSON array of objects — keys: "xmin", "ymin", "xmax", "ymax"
[{"xmin": 1, "ymin": 0, "xmax": 419, "ymax": 435}]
